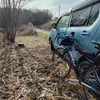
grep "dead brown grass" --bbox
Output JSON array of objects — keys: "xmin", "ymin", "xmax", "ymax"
[
  {"xmin": 0, "ymin": 33, "xmax": 7, "ymax": 45},
  {"xmin": 0, "ymin": 35, "xmax": 86, "ymax": 100},
  {"xmin": 41, "ymin": 22, "xmax": 52, "ymax": 31},
  {"xmin": 17, "ymin": 26, "xmax": 38, "ymax": 36},
  {"xmin": 0, "ymin": 33, "xmax": 3, "ymax": 44}
]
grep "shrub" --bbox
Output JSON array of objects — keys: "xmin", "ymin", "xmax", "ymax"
[
  {"xmin": 41, "ymin": 22, "xmax": 51, "ymax": 31},
  {"xmin": 17, "ymin": 26, "xmax": 37, "ymax": 36}
]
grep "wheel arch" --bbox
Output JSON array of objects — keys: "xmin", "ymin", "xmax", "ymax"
[
  {"xmin": 49, "ymin": 37, "xmax": 51, "ymax": 44},
  {"xmin": 78, "ymin": 56, "xmax": 88, "ymax": 64},
  {"xmin": 49, "ymin": 37, "xmax": 55, "ymax": 50}
]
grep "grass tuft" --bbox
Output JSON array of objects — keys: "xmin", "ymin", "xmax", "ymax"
[{"xmin": 38, "ymin": 32, "xmax": 49, "ymax": 40}]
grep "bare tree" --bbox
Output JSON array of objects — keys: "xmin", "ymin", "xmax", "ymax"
[{"xmin": 0, "ymin": 0, "xmax": 34, "ymax": 43}]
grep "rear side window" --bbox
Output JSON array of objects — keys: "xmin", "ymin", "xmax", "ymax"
[
  {"xmin": 71, "ymin": 2, "xmax": 100, "ymax": 27},
  {"xmin": 71, "ymin": 6, "xmax": 92, "ymax": 26},
  {"xmin": 88, "ymin": 3, "xmax": 100, "ymax": 26}
]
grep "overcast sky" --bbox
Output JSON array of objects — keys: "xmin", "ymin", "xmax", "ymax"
[{"xmin": 24, "ymin": 0, "xmax": 85, "ymax": 17}]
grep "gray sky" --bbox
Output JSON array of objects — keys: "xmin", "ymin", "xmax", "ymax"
[{"xmin": 24, "ymin": 0, "xmax": 85, "ymax": 17}]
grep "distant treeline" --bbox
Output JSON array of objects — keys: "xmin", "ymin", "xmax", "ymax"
[{"xmin": 0, "ymin": 8, "xmax": 53, "ymax": 28}]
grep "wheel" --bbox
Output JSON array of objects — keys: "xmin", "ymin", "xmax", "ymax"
[
  {"xmin": 52, "ymin": 47, "xmax": 71, "ymax": 78},
  {"xmin": 78, "ymin": 61, "xmax": 91, "ymax": 77},
  {"xmin": 83, "ymin": 66, "xmax": 100, "ymax": 100},
  {"xmin": 49, "ymin": 39, "xmax": 55, "ymax": 51}
]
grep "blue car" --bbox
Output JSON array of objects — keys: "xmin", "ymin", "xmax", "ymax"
[{"xmin": 49, "ymin": 0, "xmax": 100, "ymax": 64}]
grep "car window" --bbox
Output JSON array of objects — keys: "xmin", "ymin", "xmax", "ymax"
[
  {"xmin": 88, "ymin": 3, "xmax": 100, "ymax": 26},
  {"xmin": 71, "ymin": 6, "xmax": 92, "ymax": 26},
  {"xmin": 57, "ymin": 14, "xmax": 70, "ymax": 28}
]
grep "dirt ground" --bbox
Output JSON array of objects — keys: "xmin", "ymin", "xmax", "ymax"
[{"xmin": 0, "ymin": 35, "xmax": 85, "ymax": 100}]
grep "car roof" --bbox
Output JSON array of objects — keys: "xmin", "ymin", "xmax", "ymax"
[
  {"xmin": 61, "ymin": 0, "xmax": 100, "ymax": 17},
  {"xmin": 72, "ymin": 0, "xmax": 100, "ymax": 12}
]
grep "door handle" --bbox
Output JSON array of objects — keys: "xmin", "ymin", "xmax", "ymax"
[{"xmin": 80, "ymin": 31, "xmax": 90, "ymax": 37}]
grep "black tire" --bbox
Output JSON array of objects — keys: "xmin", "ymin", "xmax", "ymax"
[
  {"xmin": 83, "ymin": 66, "xmax": 100, "ymax": 100},
  {"xmin": 78, "ymin": 61, "xmax": 91, "ymax": 77},
  {"xmin": 52, "ymin": 47, "xmax": 71, "ymax": 78},
  {"xmin": 50, "ymin": 39, "xmax": 55, "ymax": 51}
]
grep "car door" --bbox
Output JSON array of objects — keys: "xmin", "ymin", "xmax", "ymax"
[
  {"xmin": 65, "ymin": 5, "xmax": 93, "ymax": 48},
  {"xmin": 51, "ymin": 13, "xmax": 71, "ymax": 49}
]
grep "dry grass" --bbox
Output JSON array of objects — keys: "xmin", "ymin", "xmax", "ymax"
[
  {"xmin": 0, "ymin": 26, "xmax": 38, "ymax": 47},
  {"xmin": 0, "ymin": 35, "xmax": 86, "ymax": 100},
  {"xmin": 17, "ymin": 26, "xmax": 37, "ymax": 36},
  {"xmin": 0, "ymin": 33, "xmax": 3, "ymax": 44},
  {"xmin": 41, "ymin": 22, "xmax": 52, "ymax": 31},
  {"xmin": 38, "ymin": 32, "xmax": 49, "ymax": 40}
]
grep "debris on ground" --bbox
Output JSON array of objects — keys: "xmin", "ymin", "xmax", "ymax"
[{"xmin": 0, "ymin": 35, "xmax": 85, "ymax": 100}]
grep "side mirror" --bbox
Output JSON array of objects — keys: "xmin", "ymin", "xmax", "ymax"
[{"xmin": 52, "ymin": 23, "xmax": 57, "ymax": 29}]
